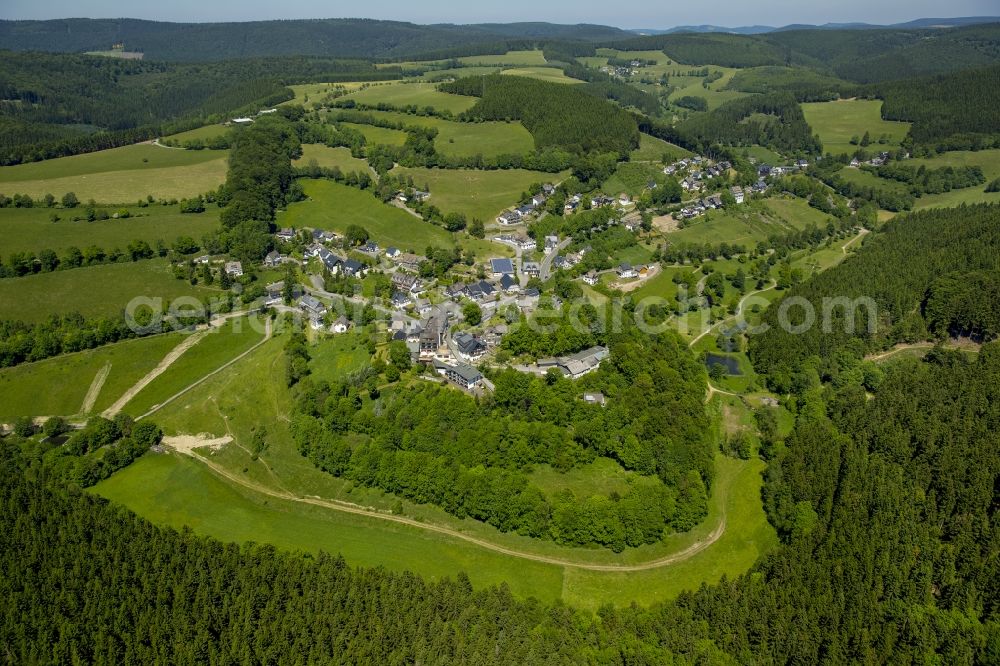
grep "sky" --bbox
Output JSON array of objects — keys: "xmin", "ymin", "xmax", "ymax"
[{"xmin": 1, "ymin": 0, "xmax": 997, "ymax": 29}]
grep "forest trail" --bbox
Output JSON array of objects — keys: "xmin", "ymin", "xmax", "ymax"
[
  {"xmin": 102, "ymin": 332, "xmax": 209, "ymax": 418},
  {"xmin": 137, "ymin": 318, "xmax": 272, "ymax": 421},
  {"xmin": 80, "ymin": 364, "xmax": 111, "ymax": 415},
  {"xmin": 169, "ymin": 439, "xmax": 728, "ymax": 573},
  {"xmin": 842, "ymin": 227, "xmax": 869, "ymax": 254},
  {"xmin": 688, "ymin": 281, "xmax": 777, "ymax": 349},
  {"xmin": 865, "ymin": 338, "xmax": 981, "ymax": 362}
]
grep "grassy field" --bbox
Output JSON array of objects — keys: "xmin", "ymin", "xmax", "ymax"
[
  {"xmin": 345, "ymin": 110, "xmax": 534, "ymax": 158},
  {"xmin": 0, "ymin": 259, "xmax": 218, "ymax": 323},
  {"xmin": 0, "ymin": 205, "xmax": 219, "ymax": 255},
  {"xmin": 294, "ymin": 144, "xmax": 370, "ymax": 173},
  {"xmin": 0, "ymin": 332, "xmax": 185, "ymax": 420},
  {"xmin": 802, "ymin": 99, "xmax": 910, "ymax": 156},
  {"xmin": 286, "ymin": 82, "xmax": 371, "ymax": 109},
  {"xmin": 279, "ymin": 179, "xmax": 454, "ymax": 251},
  {"xmin": 308, "ymin": 331, "xmax": 371, "ymax": 384},
  {"xmin": 121, "ymin": 317, "xmax": 265, "ymax": 417},
  {"xmin": 93, "ymin": 332, "xmax": 776, "ymax": 608},
  {"xmin": 529, "ymin": 457, "xmax": 646, "ymax": 498},
  {"xmin": 420, "ymin": 66, "xmax": 503, "ymax": 82},
  {"xmin": 501, "ymin": 67, "xmax": 582, "ymax": 84},
  {"xmin": 161, "ymin": 124, "xmax": 230, "ymax": 143},
  {"xmin": 835, "ymin": 166, "xmax": 909, "ymax": 193},
  {"xmin": 342, "ymin": 82, "xmax": 476, "ymax": 114},
  {"xmin": 0, "ymin": 144, "xmax": 227, "ymax": 203},
  {"xmin": 458, "ymin": 50, "xmax": 547, "ymax": 66},
  {"xmin": 392, "ymin": 167, "xmax": 569, "ymax": 222},
  {"xmin": 662, "ymin": 66, "xmax": 747, "ymax": 110},
  {"xmin": 631, "ymin": 133, "xmax": 691, "ymax": 163},
  {"xmin": 910, "ymin": 149, "xmax": 1000, "ymax": 210},
  {"xmin": 340, "ymin": 122, "xmax": 408, "ymax": 147},
  {"xmin": 603, "ymin": 162, "xmax": 667, "ymax": 197},
  {"xmin": 667, "ymin": 198, "xmax": 831, "ymax": 246}
]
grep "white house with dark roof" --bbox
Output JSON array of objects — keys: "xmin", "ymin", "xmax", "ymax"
[{"xmin": 225, "ymin": 261, "xmax": 243, "ymax": 277}]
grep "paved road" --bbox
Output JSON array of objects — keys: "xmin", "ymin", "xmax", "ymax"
[{"xmin": 539, "ymin": 238, "xmax": 572, "ymax": 281}]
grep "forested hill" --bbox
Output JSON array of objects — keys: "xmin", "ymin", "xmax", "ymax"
[
  {"xmin": 0, "ymin": 18, "xmax": 629, "ymax": 61},
  {"xmin": 748, "ymin": 203, "xmax": 1000, "ymax": 387},
  {"xmin": 609, "ymin": 23, "xmax": 1000, "ymax": 82}
]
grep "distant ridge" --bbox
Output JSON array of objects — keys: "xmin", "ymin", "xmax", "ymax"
[{"xmin": 630, "ymin": 16, "xmax": 1000, "ymax": 36}]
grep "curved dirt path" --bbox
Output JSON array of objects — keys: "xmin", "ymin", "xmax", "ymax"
[
  {"xmin": 170, "ymin": 441, "xmax": 727, "ymax": 572},
  {"xmin": 80, "ymin": 363, "xmax": 111, "ymax": 415},
  {"xmin": 689, "ymin": 281, "xmax": 777, "ymax": 349},
  {"xmin": 102, "ymin": 331, "xmax": 209, "ymax": 418}
]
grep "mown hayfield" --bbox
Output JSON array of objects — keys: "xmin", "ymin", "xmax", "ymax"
[
  {"xmin": 802, "ymin": 99, "xmax": 910, "ymax": 156},
  {"xmin": 0, "ymin": 259, "xmax": 218, "ymax": 323},
  {"xmin": 458, "ymin": 50, "xmax": 548, "ymax": 66},
  {"xmin": 339, "ymin": 122, "xmax": 408, "ymax": 147},
  {"xmin": 279, "ymin": 179, "xmax": 454, "ymax": 251},
  {"xmin": 392, "ymin": 166, "xmax": 569, "ymax": 222},
  {"xmin": 121, "ymin": 317, "xmax": 265, "ymax": 417},
  {"xmin": 0, "ymin": 332, "xmax": 185, "ymax": 420},
  {"xmin": 347, "ymin": 110, "xmax": 534, "ymax": 158},
  {"xmin": 501, "ymin": 67, "xmax": 583, "ymax": 84},
  {"xmin": 0, "ymin": 144, "xmax": 227, "ymax": 203},
  {"xmin": 0, "ymin": 205, "xmax": 219, "ymax": 255},
  {"xmin": 631, "ymin": 133, "xmax": 691, "ymax": 163},
  {"xmin": 294, "ymin": 144, "xmax": 371, "ymax": 173},
  {"xmin": 342, "ymin": 82, "xmax": 476, "ymax": 114}
]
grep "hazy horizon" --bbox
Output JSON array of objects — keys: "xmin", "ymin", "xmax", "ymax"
[{"xmin": 1, "ymin": 1, "xmax": 997, "ymax": 31}]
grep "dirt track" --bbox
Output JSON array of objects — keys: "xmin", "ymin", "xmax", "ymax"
[{"xmin": 167, "ymin": 437, "xmax": 727, "ymax": 573}]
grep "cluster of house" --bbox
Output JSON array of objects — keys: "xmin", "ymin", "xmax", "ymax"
[
  {"xmin": 849, "ymin": 152, "xmax": 891, "ymax": 168},
  {"xmin": 678, "ymin": 185, "xmax": 752, "ymax": 219},
  {"xmin": 305, "ymin": 244, "xmax": 368, "ymax": 278},
  {"xmin": 296, "ymin": 293, "xmax": 351, "ymax": 333},
  {"xmin": 564, "ymin": 192, "xmax": 630, "ymax": 214},
  {"xmin": 666, "ymin": 156, "xmax": 733, "ymax": 193},
  {"xmin": 496, "ymin": 184, "xmax": 555, "ymax": 225},
  {"xmin": 535, "ymin": 346, "xmax": 610, "ymax": 379},
  {"xmin": 493, "ymin": 234, "xmax": 536, "ymax": 251},
  {"xmin": 756, "ymin": 160, "xmax": 810, "ymax": 179}
]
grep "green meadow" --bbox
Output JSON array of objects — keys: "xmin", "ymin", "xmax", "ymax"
[
  {"xmin": 279, "ymin": 179, "xmax": 454, "ymax": 251},
  {"xmin": 392, "ymin": 166, "xmax": 569, "ymax": 222},
  {"xmin": 0, "ymin": 205, "xmax": 219, "ymax": 255},
  {"xmin": 121, "ymin": 317, "xmax": 265, "ymax": 418},
  {"xmin": 0, "ymin": 332, "xmax": 185, "ymax": 420},
  {"xmin": 343, "ymin": 82, "xmax": 476, "ymax": 114},
  {"xmin": 347, "ymin": 110, "xmax": 534, "ymax": 158},
  {"xmin": 501, "ymin": 67, "xmax": 582, "ymax": 84},
  {"xmin": 294, "ymin": 144, "xmax": 371, "ymax": 173},
  {"xmin": 458, "ymin": 50, "xmax": 548, "ymax": 66},
  {"xmin": 666, "ymin": 198, "xmax": 832, "ymax": 246},
  {"xmin": 340, "ymin": 122, "xmax": 408, "ymax": 146},
  {"xmin": 631, "ymin": 133, "xmax": 691, "ymax": 163},
  {"xmin": 161, "ymin": 124, "xmax": 231, "ymax": 143},
  {"xmin": 665, "ymin": 67, "xmax": 748, "ymax": 110},
  {"xmin": 0, "ymin": 143, "xmax": 227, "ymax": 203},
  {"xmin": 0, "ymin": 259, "xmax": 218, "ymax": 323},
  {"xmin": 910, "ymin": 149, "xmax": 1000, "ymax": 209},
  {"xmin": 802, "ymin": 99, "xmax": 910, "ymax": 156}
]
